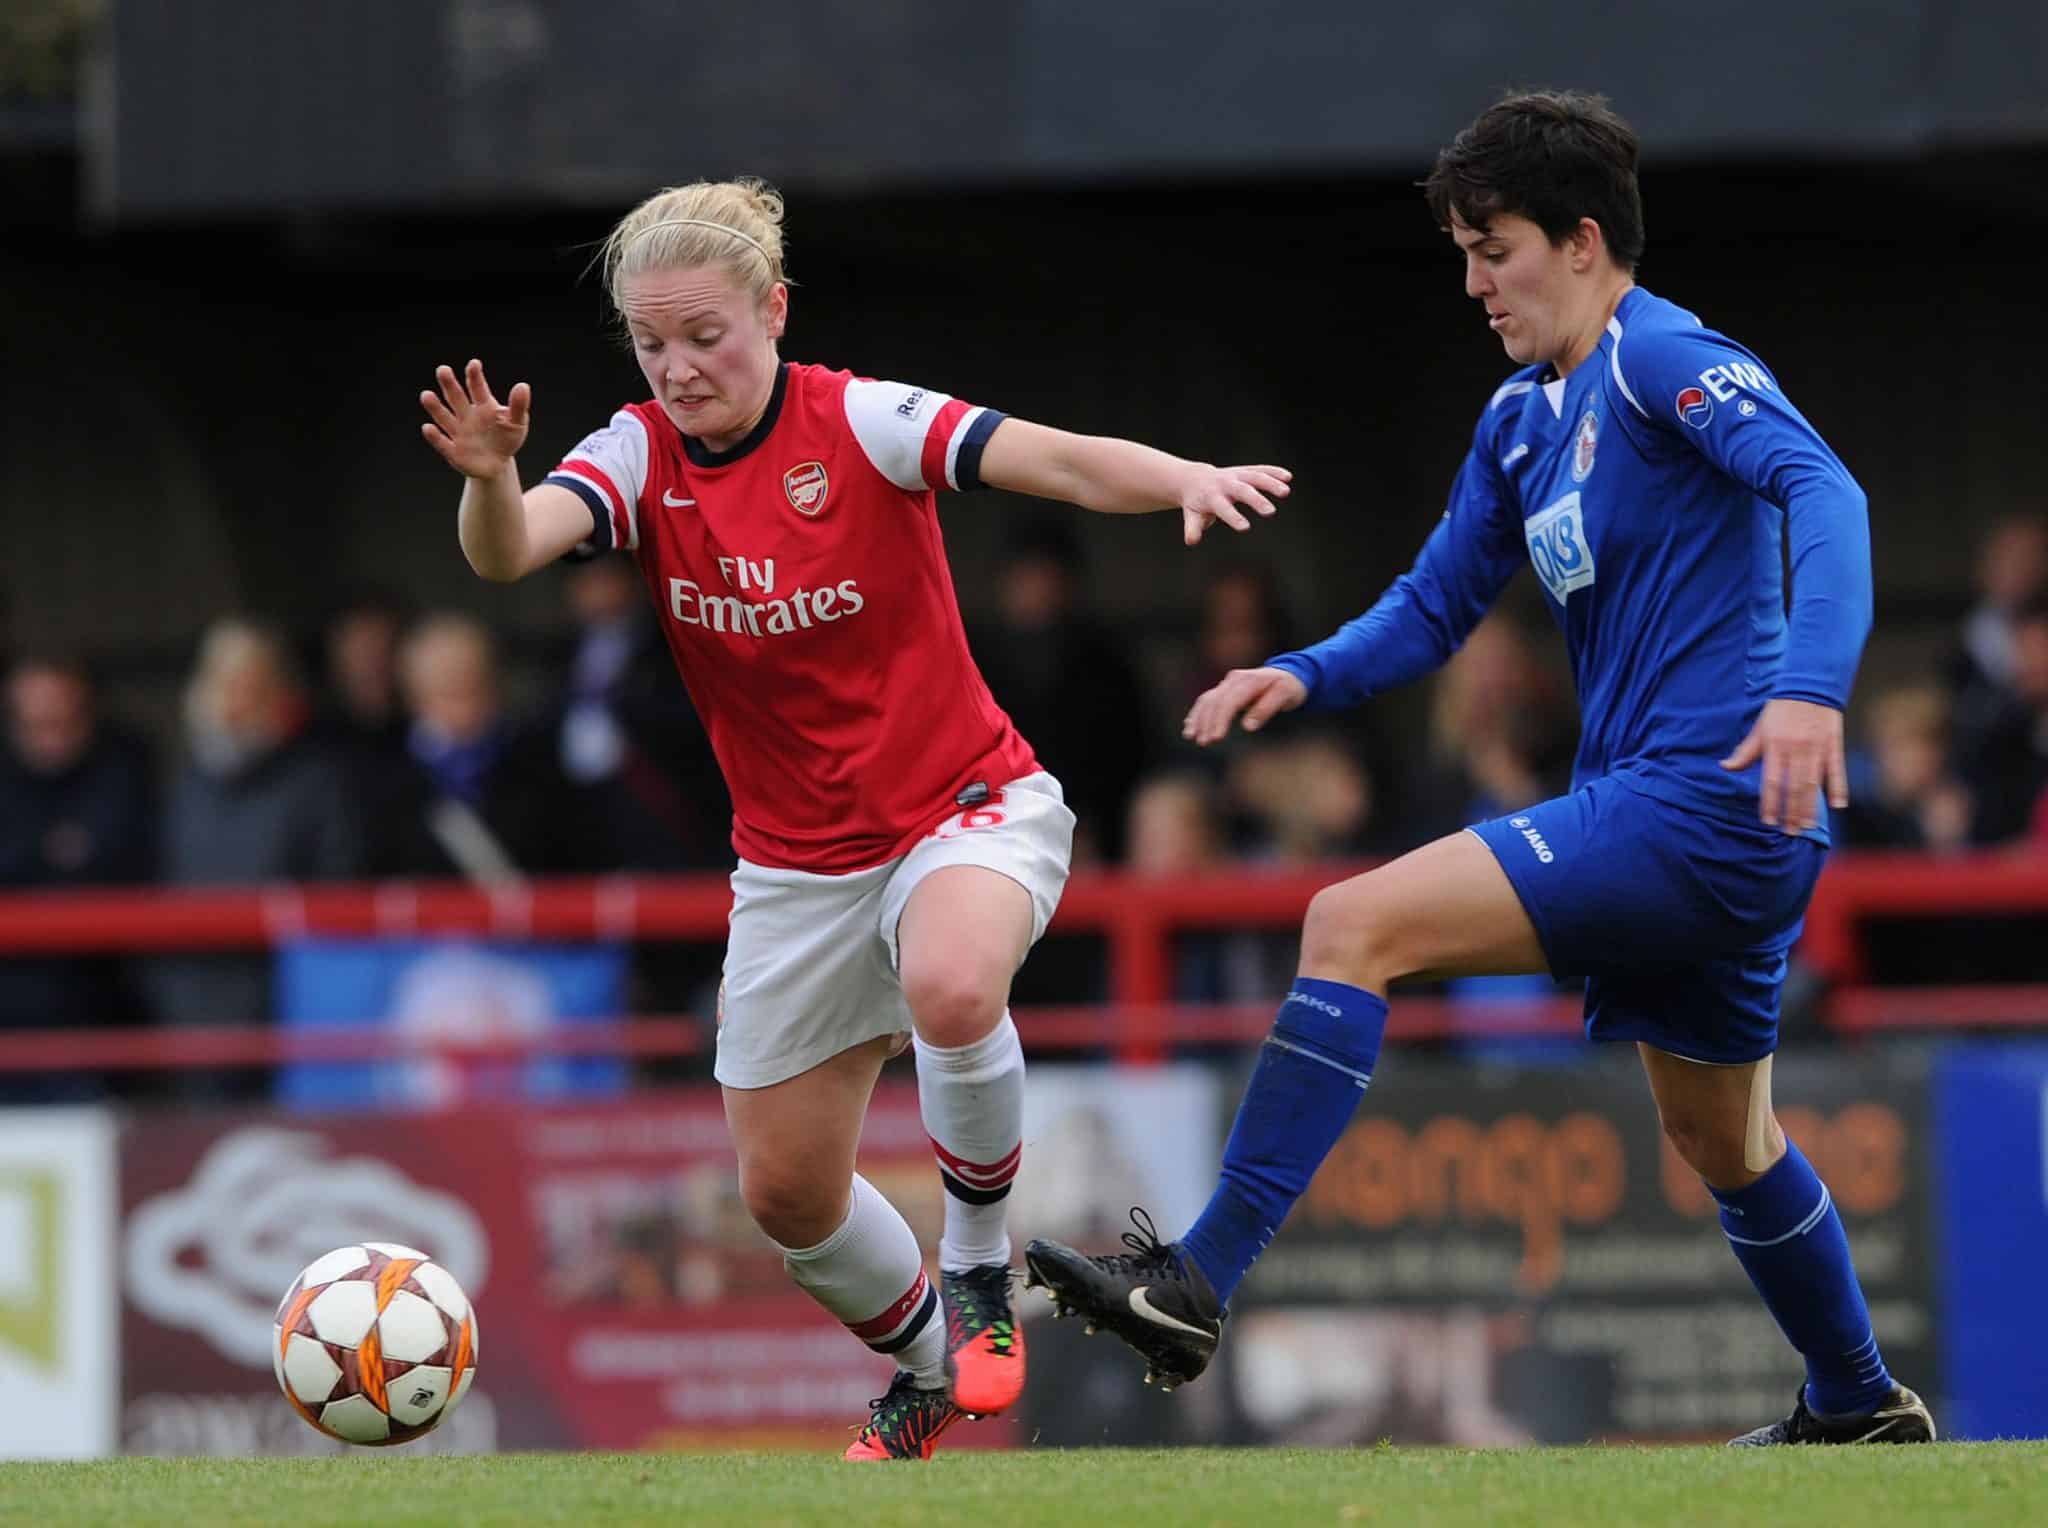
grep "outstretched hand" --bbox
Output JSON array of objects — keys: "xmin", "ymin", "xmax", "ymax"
[
  {"xmin": 1183, "ymin": 666, "xmax": 1309, "ymax": 746},
  {"xmin": 1181, "ymin": 465, "xmax": 1292, "ymax": 547},
  {"xmin": 1720, "ymin": 697, "xmax": 1848, "ymax": 835},
  {"xmin": 419, "ymin": 359, "xmax": 531, "ymax": 479}
]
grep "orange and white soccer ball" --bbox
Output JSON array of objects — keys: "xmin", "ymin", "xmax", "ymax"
[{"xmin": 272, "ymin": 1242, "xmax": 479, "ymax": 1446}]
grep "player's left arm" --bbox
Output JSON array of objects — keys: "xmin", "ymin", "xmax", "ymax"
[
  {"xmin": 1621, "ymin": 328, "xmax": 1874, "ymax": 833},
  {"xmin": 842, "ymin": 379, "xmax": 1288, "ymax": 545},
  {"xmin": 977, "ymin": 418, "xmax": 1291, "ymax": 547}
]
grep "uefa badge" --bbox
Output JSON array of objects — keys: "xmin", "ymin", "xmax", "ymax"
[
  {"xmin": 783, "ymin": 460, "xmax": 829, "ymax": 516},
  {"xmin": 1571, "ymin": 410, "xmax": 1598, "ymax": 482}
]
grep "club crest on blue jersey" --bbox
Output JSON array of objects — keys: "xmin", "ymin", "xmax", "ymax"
[
  {"xmin": 1676, "ymin": 386, "xmax": 1713, "ymax": 429},
  {"xmin": 783, "ymin": 460, "xmax": 830, "ymax": 516},
  {"xmin": 1572, "ymin": 410, "xmax": 1599, "ymax": 482}
]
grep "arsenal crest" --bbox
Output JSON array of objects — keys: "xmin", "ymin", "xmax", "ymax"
[{"xmin": 783, "ymin": 460, "xmax": 829, "ymax": 516}]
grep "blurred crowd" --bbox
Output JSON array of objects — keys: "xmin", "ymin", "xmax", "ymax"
[{"xmin": 6, "ymin": 514, "xmax": 2048, "ymax": 1095}]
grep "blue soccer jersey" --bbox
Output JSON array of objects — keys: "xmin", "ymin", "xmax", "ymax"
[{"xmin": 1269, "ymin": 286, "xmax": 1872, "ymax": 840}]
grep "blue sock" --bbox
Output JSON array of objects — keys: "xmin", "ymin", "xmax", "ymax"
[
  {"xmin": 1180, "ymin": 979, "xmax": 1387, "ymax": 1304},
  {"xmin": 1710, "ymin": 1138, "xmax": 1893, "ymax": 1416}
]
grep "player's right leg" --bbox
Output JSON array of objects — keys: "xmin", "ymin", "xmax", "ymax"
[
  {"xmin": 723, "ymin": 1035, "xmax": 964, "ymax": 1461},
  {"xmin": 1635, "ymin": 1043, "xmax": 1935, "ymax": 1446},
  {"xmin": 718, "ymin": 853, "xmax": 980, "ymax": 1459},
  {"xmin": 1026, "ymin": 826, "xmax": 1547, "ymax": 1386}
]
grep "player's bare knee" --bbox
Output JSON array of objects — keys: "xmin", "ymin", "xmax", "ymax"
[
  {"xmin": 1658, "ymin": 1109, "xmax": 1756, "ymax": 1190},
  {"xmin": 901, "ymin": 958, "xmax": 1007, "ymax": 1050},
  {"xmin": 1300, "ymin": 882, "xmax": 1406, "ymax": 989},
  {"xmin": 741, "ymin": 1167, "xmax": 847, "ymax": 1249}
]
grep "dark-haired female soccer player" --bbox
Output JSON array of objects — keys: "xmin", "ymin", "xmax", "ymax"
[{"xmin": 1026, "ymin": 89, "xmax": 1932, "ymax": 1447}]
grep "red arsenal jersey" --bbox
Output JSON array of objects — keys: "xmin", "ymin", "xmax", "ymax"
[{"xmin": 544, "ymin": 362, "xmax": 1041, "ymax": 872}]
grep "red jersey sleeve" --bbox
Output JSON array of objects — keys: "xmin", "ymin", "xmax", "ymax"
[
  {"xmin": 544, "ymin": 409, "xmax": 652, "ymax": 551},
  {"xmin": 841, "ymin": 379, "xmax": 1007, "ymax": 493}
]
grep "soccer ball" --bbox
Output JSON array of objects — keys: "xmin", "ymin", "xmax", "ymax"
[{"xmin": 272, "ymin": 1242, "xmax": 480, "ymax": 1446}]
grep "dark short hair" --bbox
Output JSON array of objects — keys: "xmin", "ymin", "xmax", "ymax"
[{"xmin": 1422, "ymin": 89, "xmax": 1646, "ymax": 270}]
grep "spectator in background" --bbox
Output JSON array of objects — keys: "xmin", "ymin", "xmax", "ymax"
[
  {"xmin": 1838, "ymin": 686, "xmax": 1971, "ymax": 851},
  {"xmin": 1228, "ymin": 731, "xmax": 1379, "ymax": 863},
  {"xmin": 1950, "ymin": 514, "xmax": 2048, "ymax": 706},
  {"xmin": 1947, "ymin": 515, "xmax": 2048, "ymax": 825},
  {"xmin": 0, "ymin": 657, "xmax": 156, "ymax": 1101},
  {"xmin": 312, "ymin": 590, "xmax": 416, "ymax": 841},
  {"xmin": 317, "ymin": 590, "xmax": 409, "ymax": 755},
  {"xmin": 1181, "ymin": 566, "xmax": 1299, "ymax": 703},
  {"xmin": 384, "ymin": 614, "xmax": 575, "ymax": 880},
  {"xmin": 552, "ymin": 554, "xmax": 729, "ymax": 870},
  {"xmin": 1128, "ymin": 772, "xmax": 1295, "ymax": 1000},
  {"xmin": 147, "ymin": 621, "xmax": 365, "ymax": 1096},
  {"xmin": 1411, "ymin": 614, "xmax": 1574, "ymax": 837},
  {"xmin": 969, "ymin": 515, "xmax": 1150, "ymax": 862},
  {"xmin": 1956, "ymin": 593, "xmax": 2048, "ymax": 843}
]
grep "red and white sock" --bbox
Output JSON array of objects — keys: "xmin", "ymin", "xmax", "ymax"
[
  {"xmin": 776, "ymin": 1174, "xmax": 946, "ymax": 1388},
  {"xmin": 915, "ymin": 1012, "xmax": 1025, "ymax": 1272}
]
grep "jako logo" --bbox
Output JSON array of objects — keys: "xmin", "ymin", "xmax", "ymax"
[
  {"xmin": 1508, "ymin": 816, "xmax": 1555, "ymax": 864},
  {"xmin": 1285, "ymin": 991, "xmax": 1344, "ymax": 1017}
]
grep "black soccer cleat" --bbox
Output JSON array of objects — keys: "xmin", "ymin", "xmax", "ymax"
[
  {"xmin": 1023, "ymin": 1207, "xmax": 1225, "ymax": 1389},
  {"xmin": 1728, "ymin": 1383, "xmax": 1936, "ymax": 1446}
]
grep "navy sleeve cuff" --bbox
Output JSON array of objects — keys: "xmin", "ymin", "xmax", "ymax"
[
  {"xmin": 545, "ymin": 474, "xmax": 612, "ymax": 551},
  {"xmin": 951, "ymin": 410, "xmax": 1008, "ymax": 492}
]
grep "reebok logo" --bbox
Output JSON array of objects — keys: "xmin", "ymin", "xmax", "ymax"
[{"xmin": 1508, "ymin": 816, "xmax": 1555, "ymax": 865}]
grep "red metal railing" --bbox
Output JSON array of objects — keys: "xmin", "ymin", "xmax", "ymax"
[{"xmin": 0, "ymin": 854, "xmax": 2043, "ymax": 1069}]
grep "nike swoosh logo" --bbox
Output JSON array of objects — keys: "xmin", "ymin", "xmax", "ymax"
[
  {"xmin": 1127, "ymin": 1287, "xmax": 1212, "ymax": 1339},
  {"xmin": 662, "ymin": 491, "xmax": 696, "ymax": 507}
]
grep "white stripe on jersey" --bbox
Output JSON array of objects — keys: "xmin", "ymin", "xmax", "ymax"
[
  {"xmin": 555, "ymin": 460, "xmax": 622, "ymax": 521},
  {"xmin": 943, "ymin": 405, "xmax": 991, "ymax": 491},
  {"xmin": 1489, "ymin": 379, "xmax": 1536, "ymax": 411},
  {"xmin": 556, "ymin": 409, "xmax": 650, "ymax": 549},
  {"xmin": 842, "ymin": 377, "xmax": 956, "ymax": 491},
  {"xmin": 1605, "ymin": 315, "xmax": 1649, "ymax": 420}
]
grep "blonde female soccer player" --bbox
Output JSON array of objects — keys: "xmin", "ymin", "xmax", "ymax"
[{"xmin": 419, "ymin": 178, "xmax": 1289, "ymax": 1460}]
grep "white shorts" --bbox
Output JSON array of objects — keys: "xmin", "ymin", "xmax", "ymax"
[{"xmin": 714, "ymin": 771, "xmax": 1075, "ymax": 1089}]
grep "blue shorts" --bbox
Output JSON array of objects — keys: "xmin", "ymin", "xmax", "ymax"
[{"xmin": 1466, "ymin": 776, "xmax": 1826, "ymax": 1065}]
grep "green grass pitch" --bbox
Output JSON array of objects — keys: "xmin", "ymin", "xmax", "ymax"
[{"xmin": 8, "ymin": 1444, "xmax": 2047, "ymax": 1526}]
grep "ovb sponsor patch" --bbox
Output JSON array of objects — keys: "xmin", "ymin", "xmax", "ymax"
[{"xmin": 1525, "ymin": 491, "xmax": 1595, "ymax": 603}]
